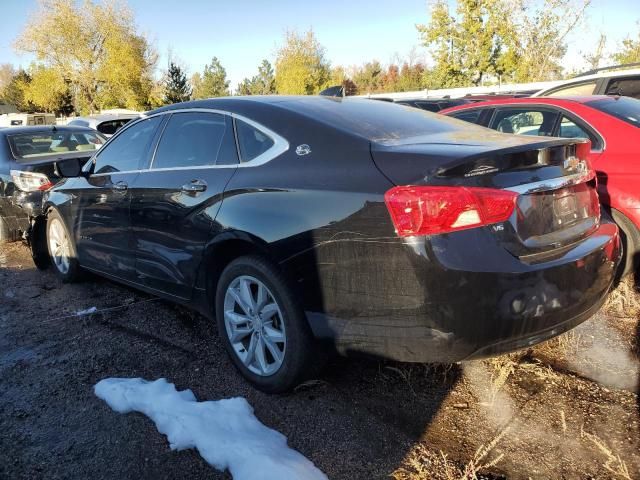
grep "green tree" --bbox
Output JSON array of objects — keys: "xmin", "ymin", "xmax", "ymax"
[
  {"xmin": 275, "ymin": 30, "xmax": 330, "ymax": 94},
  {"xmin": 417, "ymin": 0, "xmax": 508, "ymax": 87},
  {"xmin": 237, "ymin": 59, "xmax": 276, "ymax": 95},
  {"xmin": 0, "ymin": 64, "xmax": 15, "ymax": 98},
  {"xmin": 613, "ymin": 22, "xmax": 640, "ymax": 64},
  {"xmin": 192, "ymin": 57, "xmax": 230, "ymax": 99},
  {"xmin": 15, "ymin": 0, "xmax": 157, "ymax": 113},
  {"xmin": 352, "ymin": 61, "xmax": 384, "ymax": 94},
  {"xmin": 584, "ymin": 33, "xmax": 608, "ymax": 71},
  {"xmin": 2, "ymin": 70, "xmax": 35, "ymax": 112},
  {"xmin": 163, "ymin": 62, "xmax": 191, "ymax": 104},
  {"xmin": 22, "ymin": 64, "xmax": 73, "ymax": 114}
]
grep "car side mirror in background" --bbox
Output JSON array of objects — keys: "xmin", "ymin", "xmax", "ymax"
[{"xmin": 54, "ymin": 157, "xmax": 84, "ymax": 178}]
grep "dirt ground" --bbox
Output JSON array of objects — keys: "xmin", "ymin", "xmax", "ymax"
[{"xmin": 1, "ymin": 241, "xmax": 638, "ymax": 480}]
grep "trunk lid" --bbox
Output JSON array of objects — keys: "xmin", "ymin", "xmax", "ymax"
[{"xmin": 372, "ymin": 131, "xmax": 598, "ymax": 257}]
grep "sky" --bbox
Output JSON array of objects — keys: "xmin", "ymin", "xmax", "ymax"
[{"xmin": 0, "ymin": 0, "xmax": 639, "ymax": 90}]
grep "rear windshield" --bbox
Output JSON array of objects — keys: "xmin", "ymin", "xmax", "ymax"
[
  {"xmin": 284, "ymin": 97, "xmax": 485, "ymax": 144},
  {"xmin": 585, "ymin": 96, "xmax": 640, "ymax": 128},
  {"xmin": 8, "ymin": 130, "xmax": 106, "ymax": 159}
]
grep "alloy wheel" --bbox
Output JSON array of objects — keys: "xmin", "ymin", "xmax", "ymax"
[
  {"xmin": 223, "ymin": 275, "xmax": 286, "ymax": 376},
  {"xmin": 48, "ymin": 218, "xmax": 70, "ymax": 274}
]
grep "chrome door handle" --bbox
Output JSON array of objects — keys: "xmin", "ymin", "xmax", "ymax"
[
  {"xmin": 181, "ymin": 179, "xmax": 207, "ymax": 193},
  {"xmin": 112, "ymin": 181, "xmax": 128, "ymax": 193}
]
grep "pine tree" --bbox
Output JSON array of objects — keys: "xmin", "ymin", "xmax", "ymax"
[
  {"xmin": 163, "ymin": 62, "xmax": 191, "ymax": 104},
  {"xmin": 192, "ymin": 57, "xmax": 230, "ymax": 99}
]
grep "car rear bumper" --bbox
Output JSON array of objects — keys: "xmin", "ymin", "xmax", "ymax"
[{"xmin": 306, "ymin": 221, "xmax": 621, "ymax": 363}]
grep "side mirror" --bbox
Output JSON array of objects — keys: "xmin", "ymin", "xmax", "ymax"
[{"xmin": 54, "ymin": 158, "xmax": 84, "ymax": 178}]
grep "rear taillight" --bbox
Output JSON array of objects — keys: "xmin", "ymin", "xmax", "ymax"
[
  {"xmin": 384, "ymin": 186, "xmax": 518, "ymax": 237},
  {"xmin": 10, "ymin": 170, "xmax": 54, "ymax": 192}
]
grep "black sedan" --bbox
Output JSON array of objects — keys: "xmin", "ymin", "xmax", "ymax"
[
  {"xmin": 36, "ymin": 96, "xmax": 621, "ymax": 392},
  {"xmin": 0, "ymin": 125, "xmax": 106, "ymax": 245}
]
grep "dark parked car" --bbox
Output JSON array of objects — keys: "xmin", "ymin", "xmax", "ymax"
[
  {"xmin": 393, "ymin": 97, "xmax": 475, "ymax": 112},
  {"xmin": 0, "ymin": 126, "xmax": 106, "ymax": 244},
  {"xmin": 36, "ymin": 97, "xmax": 621, "ymax": 392}
]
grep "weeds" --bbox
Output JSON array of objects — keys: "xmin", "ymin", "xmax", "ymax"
[
  {"xmin": 581, "ymin": 427, "xmax": 632, "ymax": 480},
  {"xmin": 604, "ymin": 276, "xmax": 640, "ymax": 319}
]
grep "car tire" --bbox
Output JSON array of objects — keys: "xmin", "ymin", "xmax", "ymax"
[
  {"xmin": 30, "ymin": 217, "xmax": 51, "ymax": 270},
  {"xmin": 46, "ymin": 209, "xmax": 82, "ymax": 282},
  {"xmin": 215, "ymin": 255, "xmax": 317, "ymax": 393},
  {"xmin": 611, "ymin": 209, "xmax": 640, "ymax": 280}
]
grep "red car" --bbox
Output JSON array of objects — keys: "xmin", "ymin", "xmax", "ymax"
[{"xmin": 441, "ymin": 96, "xmax": 640, "ymax": 277}]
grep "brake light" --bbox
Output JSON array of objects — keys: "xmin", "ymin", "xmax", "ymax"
[
  {"xmin": 384, "ymin": 186, "xmax": 518, "ymax": 237},
  {"xmin": 10, "ymin": 170, "xmax": 54, "ymax": 192}
]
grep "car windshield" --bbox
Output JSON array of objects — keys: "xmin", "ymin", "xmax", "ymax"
[
  {"xmin": 8, "ymin": 130, "xmax": 106, "ymax": 159},
  {"xmin": 585, "ymin": 96, "xmax": 640, "ymax": 128}
]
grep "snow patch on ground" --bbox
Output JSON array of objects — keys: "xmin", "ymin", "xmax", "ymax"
[{"xmin": 94, "ymin": 378, "xmax": 327, "ymax": 480}]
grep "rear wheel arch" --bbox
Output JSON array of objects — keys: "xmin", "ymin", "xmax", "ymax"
[
  {"xmin": 610, "ymin": 207, "xmax": 640, "ymax": 278},
  {"xmin": 199, "ymin": 234, "xmax": 291, "ymax": 313}
]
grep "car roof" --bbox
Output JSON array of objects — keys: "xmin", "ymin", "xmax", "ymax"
[
  {"xmin": 0, "ymin": 125, "xmax": 99, "ymax": 135},
  {"xmin": 440, "ymin": 95, "xmax": 617, "ymax": 113},
  {"xmin": 532, "ymin": 68, "xmax": 640, "ymax": 96},
  {"xmin": 70, "ymin": 113, "xmax": 139, "ymax": 122}
]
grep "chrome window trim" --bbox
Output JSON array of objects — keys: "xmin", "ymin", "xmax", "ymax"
[
  {"xmin": 86, "ymin": 107, "xmax": 289, "ymax": 176},
  {"xmin": 144, "ymin": 108, "xmax": 289, "ymax": 170},
  {"xmin": 506, "ymin": 170, "xmax": 596, "ymax": 195}
]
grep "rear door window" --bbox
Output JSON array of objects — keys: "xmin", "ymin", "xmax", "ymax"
[
  {"xmin": 92, "ymin": 117, "xmax": 162, "ymax": 174},
  {"xmin": 152, "ymin": 112, "xmax": 237, "ymax": 169},
  {"xmin": 546, "ymin": 81, "xmax": 597, "ymax": 97},
  {"xmin": 558, "ymin": 116, "xmax": 589, "ymax": 139},
  {"xmin": 235, "ymin": 119, "xmax": 275, "ymax": 163},
  {"xmin": 450, "ymin": 109, "xmax": 483, "ymax": 124},
  {"xmin": 604, "ymin": 77, "xmax": 640, "ymax": 99},
  {"xmin": 490, "ymin": 109, "xmax": 559, "ymax": 136}
]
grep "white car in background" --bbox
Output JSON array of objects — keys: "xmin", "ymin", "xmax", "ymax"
[
  {"xmin": 533, "ymin": 64, "xmax": 640, "ymax": 98},
  {"xmin": 67, "ymin": 113, "xmax": 140, "ymax": 137}
]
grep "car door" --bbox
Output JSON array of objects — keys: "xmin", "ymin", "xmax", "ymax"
[
  {"xmin": 129, "ymin": 111, "xmax": 239, "ymax": 299},
  {"xmin": 73, "ymin": 116, "xmax": 164, "ymax": 281}
]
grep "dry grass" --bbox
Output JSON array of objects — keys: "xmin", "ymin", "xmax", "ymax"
[
  {"xmin": 391, "ymin": 428, "xmax": 510, "ymax": 480},
  {"xmin": 604, "ymin": 276, "xmax": 640, "ymax": 319},
  {"xmin": 581, "ymin": 428, "xmax": 633, "ymax": 480}
]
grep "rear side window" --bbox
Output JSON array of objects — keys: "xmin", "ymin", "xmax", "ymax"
[
  {"xmin": 97, "ymin": 119, "xmax": 132, "ymax": 136},
  {"xmin": 586, "ymin": 96, "xmax": 640, "ymax": 128},
  {"xmin": 93, "ymin": 117, "xmax": 162, "ymax": 174},
  {"xmin": 546, "ymin": 81, "xmax": 597, "ymax": 97},
  {"xmin": 153, "ymin": 112, "xmax": 237, "ymax": 169},
  {"xmin": 604, "ymin": 77, "xmax": 640, "ymax": 99},
  {"xmin": 235, "ymin": 119, "xmax": 275, "ymax": 163},
  {"xmin": 491, "ymin": 109, "xmax": 559, "ymax": 136},
  {"xmin": 450, "ymin": 109, "xmax": 483, "ymax": 124}
]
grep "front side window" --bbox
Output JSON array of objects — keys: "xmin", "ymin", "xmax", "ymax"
[
  {"xmin": 152, "ymin": 112, "xmax": 237, "ymax": 169},
  {"xmin": 547, "ymin": 81, "xmax": 597, "ymax": 97},
  {"xmin": 235, "ymin": 119, "xmax": 275, "ymax": 162},
  {"xmin": 604, "ymin": 77, "xmax": 640, "ymax": 99},
  {"xmin": 491, "ymin": 109, "xmax": 559, "ymax": 136},
  {"xmin": 92, "ymin": 116, "xmax": 162, "ymax": 174},
  {"xmin": 8, "ymin": 131, "xmax": 106, "ymax": 159}
]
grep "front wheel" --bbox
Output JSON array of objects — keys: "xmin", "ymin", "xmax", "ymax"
[
  {"xmin": 215, "ymin": 255, "xmax": 317, "ymax": 393},
  {"xmin": 46, "ymin": 209, "xmax": 82, "ymax": 282}
]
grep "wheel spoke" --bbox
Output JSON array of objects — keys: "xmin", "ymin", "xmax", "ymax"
[
  {"xmin": 256, "ymin": 283, "xmax": 267, "ymax": 311},
  {"xmin": 263, "ymin": 324, "xmax": 285, "ymax": 343},
  {"xmin": 239, "ymin": 278, "xmax": 256, "ymax": 313},
  {"xmin": 230, "ymin": 326, "xmax": 252, "ymax": 343},
  {"xmin": 262, "ymin": 335, "xmax": 283, "ymax": 364},
  {"xmin": 225, "ymin": 310, "xmax": 250, "ymax": 326},
  {"xmin": 228, "ymin": 287, "xmax": 251, "ymax": 315},
  {"xmin": 255, "ymin": 336, "xmax": 269, "ymax": 373},
  {"xmin": 260, "ymin": 302, "xmax": 279, "ymax": 321},
  {"xmin": 243, "ymin": 333, "xmax": 258, "ymax": 367}
]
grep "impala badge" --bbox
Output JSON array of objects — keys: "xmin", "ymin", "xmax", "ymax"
[{"xmin": 296, "ymin": 144, "xmax": 311, "ymax": 156}]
